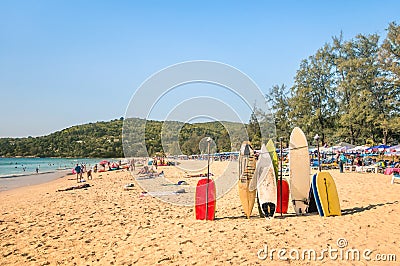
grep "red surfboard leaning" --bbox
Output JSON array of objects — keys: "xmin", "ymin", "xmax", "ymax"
[
  {"xmin": 276, "ymin": 179, "xmax": 289, "ymax": 214},
  {"xmin": 195, "ymin": 178, "xmax": 216, "ymax": 220}
]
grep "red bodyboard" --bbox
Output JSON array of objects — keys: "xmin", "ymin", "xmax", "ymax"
[
  {"xmin": 276, "ymin": 179, "xmax": 289, "ymax": 214},
  {"xmin": 195, "ymin": 178, "xmax": 216, "ymax": 220}
]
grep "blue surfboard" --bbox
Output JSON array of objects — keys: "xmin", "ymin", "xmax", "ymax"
[{"xmin": 312, "ymin": 174, "xmax": 324, "ymax": 216}]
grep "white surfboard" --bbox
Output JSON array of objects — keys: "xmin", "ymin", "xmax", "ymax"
[
  {"xmin": 256, "ymin": 144, "xmax": 277, "ymax": 218},
  {"xmin": 257, "ymin": 165, "xmax": 277, "ymax": 218},
  {"xmin": 289, "ymin": 127, "xmax": 311, "ymax": 215},
  {"xmin": 250, "ymin": 144, "xmax": 270, "ymax": 191}
]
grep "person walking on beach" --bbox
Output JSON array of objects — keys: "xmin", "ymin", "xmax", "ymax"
[
  {"xmin": 36, "ymin": 166, "xmax": 39, "ymax": 174},
  {"xmin": 75, "ymin": 164, "xmax": 82, "ymax": 183},
  {"xmin": 87, "ymin": 168, "xmax": 92, "ymax": 180},
  {"xmin": 339, "ymin": 153, "xmax": 346, "ymax": 173},
  {"xmin": 133, "ymin": 158, "xmax": 136, "ymax": 171}
]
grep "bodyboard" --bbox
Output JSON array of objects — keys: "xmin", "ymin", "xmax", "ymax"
[
  {"xmin": 276, "ymin": 179, "xmax": 289, "ymax": 214},
  {"xmin": 315, "ymin": 172, "xmax": 341, "ymax": 217},
  {"xmin": 195, "ymin": 178, "xmax": 216, "ymax": 220},
  {"xmin": 312, "ymin": 173, "xmax": 324, "ymax": 216}
]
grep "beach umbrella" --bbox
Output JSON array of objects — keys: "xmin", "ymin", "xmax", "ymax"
[
  {"xmin": 390, "ymin": 144, "xmax": 400, "ymax": 152},
  {"xmin": 366, "ymin": 145, "xmax": 390, "ymax": 152},
  {"xmin": 337, "ymin": 146, "xmax": 350, "ymax": 152},
  {"xmin": 308, "ymin": 147, "xmax": 317, "ymax": 154},
  {"xmin": 99, "ymin": 160, "xmax": 109, "ymax": 165},
  {"xmin": 335, "ymin": 142, "xmax": 356, "ymax": 149},
  {"xmin": 347, "ymin": 145, "xmax": 369, "ymax": 153},
  {"xmin": 377, "ymin": 144, "xmax": 390, "ymax": 151},
  {"xmin": 320, "ymin": 146, "xmax": 334, "ymax": 153}
]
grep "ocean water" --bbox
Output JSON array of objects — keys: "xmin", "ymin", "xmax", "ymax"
[{"xmin": 0, "ymin": 158, "xmax": 112, "ymax": 178}]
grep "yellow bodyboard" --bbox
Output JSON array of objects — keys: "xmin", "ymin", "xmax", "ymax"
[{"xmin": 316, "ymin": 172, "xmax": 341, "ymax": 217}]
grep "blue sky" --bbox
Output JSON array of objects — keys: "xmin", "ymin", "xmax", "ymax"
[{"xmin": 0, "ymin": 0, "xmax": 399, "ymax": 137}]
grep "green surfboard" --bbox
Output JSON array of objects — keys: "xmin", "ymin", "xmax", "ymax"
[{"xmin": 266, "ymin": 139, "xmax": 279, "ymax": 178}]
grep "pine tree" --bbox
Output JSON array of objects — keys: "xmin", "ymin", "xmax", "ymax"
[{"xmin": 289, "ymin": 43, "xmax": 337, "ymax": 144}]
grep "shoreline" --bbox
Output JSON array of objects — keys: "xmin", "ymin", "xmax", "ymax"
[
  {"xmin": 0, "ymin": 169, "xmax": 72, "ymax": 192},
  {"xmin": 0, "ymin": 170, "xmax": 61, "ymax": 179}
]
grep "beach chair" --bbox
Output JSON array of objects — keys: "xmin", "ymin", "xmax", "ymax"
[{"xmin": 391, "ymin": 172, "xmax": 400, "ymax": 184}]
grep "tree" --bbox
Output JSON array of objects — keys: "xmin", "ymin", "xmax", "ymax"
[
  {"xmin": 333, "ymin": 33, "xmax": 381, "ymax": 144},
  {"xmin": 289, "ymin": 43, "xmax": 337, "ymax": 145},
  {"xmin": 266, "ymin": 84, "xmax": 291, "ymax": 146},
  {"xmin": 377, "ymin": 22, "xmax": 400, "ymax": 144},
  {"xmin": 246, "ymin": 105, "xmax": 262, "ymax": 149}
]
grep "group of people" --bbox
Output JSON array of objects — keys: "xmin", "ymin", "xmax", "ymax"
[
  {"xmin": 74, "ymin": 164, "xmax": 93, "ymax": 183},
  {"xmin": 337, "ymin": 153, "xmax": 374, "ymax": 173},
  {"xmin": 336, "ymin": 152, "xmax": 400, "ymax": 173},
  {"xmin": 137, "ymin": 165, "xmax": 164, "ymax": 177}
]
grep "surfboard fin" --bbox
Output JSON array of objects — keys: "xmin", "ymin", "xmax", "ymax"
[{"xmin": 262, "ymin": 202, "xmax": 276, "ymax": 217}]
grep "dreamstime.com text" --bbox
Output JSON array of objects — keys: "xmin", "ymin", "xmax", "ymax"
[{"xmin": 257, "ymin": 238, "xmax": 397, "ymax": 262}]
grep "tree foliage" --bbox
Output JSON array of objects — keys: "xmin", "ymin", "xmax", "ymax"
[{"xmin": 267, "ymin": 22, "xmax": 400, "ymax": 146}]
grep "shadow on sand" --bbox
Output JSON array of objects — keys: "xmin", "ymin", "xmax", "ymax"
[
  {"xmin": 214, "ymin": 202, "xmax": 399, "ymax": 220},
  {"xmin": 341, "ymin": 201, "xmax": 399, "ymax": 216},
  {"xmin": 214, "ymin": 212, "xmax": 308, "ymax": 221}
]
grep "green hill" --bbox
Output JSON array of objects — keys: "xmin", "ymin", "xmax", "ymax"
[{"xmin": 0, "ymin": 118, "xmax": 257, "ymax": 158}]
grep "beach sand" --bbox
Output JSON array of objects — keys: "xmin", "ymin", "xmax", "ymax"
[{"xmin": 0, "ymin": 161, "xmax": 399, "ymax": 265}]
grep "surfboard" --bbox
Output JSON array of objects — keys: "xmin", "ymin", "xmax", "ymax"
[
  {"xmin": 254, "ymin": 144, "xmax": 270, "ymax": 217},
  {"xmin": 315, "ymin": 172, "xmax": 341, "ymax": 217},
  {"xmin": 257, "ymin": 165, "xmax": 277, "ymax": 218},
  {"xmin": 195, "ymin": 178, "xmax": 216, "ymax": 220},
  {"xmin": 266, "ymin": 139, "xmax": 279, "ymax": 178},
  {"xmin": 266, "ymin": 139, "xmax": 289, "ymax": 214},
  {"xmin": 289, "ymin": 127, "xmax": 311, "ymax": 215},
  {"xmin": 307, "ymin": 174, "xmax": 321, "ymax": 213},
  {"xmin": 238, "ymin": 141, "xmax": 257, "ymax": 218},
  {"xmin": 311, "ymin": 174, "xmax": 324, "ymax": 215},
  {"xmin": 276, "ymin": 179, "xmax": 289, "ymax": 214}
]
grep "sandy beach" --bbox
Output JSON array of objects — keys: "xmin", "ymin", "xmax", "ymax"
[{"xmin": 1, "ymin": 160, "xmax": 399, "ymax": 265}]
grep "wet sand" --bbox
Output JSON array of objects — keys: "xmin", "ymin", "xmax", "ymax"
[
  {"xmin": 0, "ymin": 161, "xmax": 399, "ymax": 265},
  {"xmin": 0, "ymin": 170, "xmax": 72, "ymax": 192}
]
